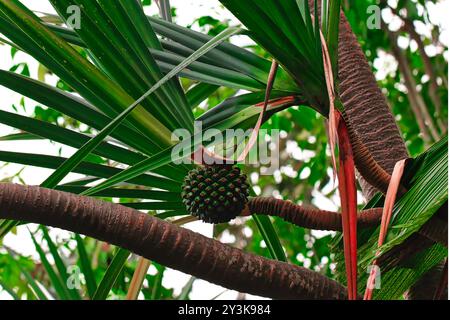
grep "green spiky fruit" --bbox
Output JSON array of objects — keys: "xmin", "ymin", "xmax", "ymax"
[{"xmin": 181, "ymin": 164, "xmax": 250, "ymax": 223}]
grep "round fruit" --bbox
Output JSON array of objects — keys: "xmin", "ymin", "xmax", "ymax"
[{"xmin": 181, "ymin": 164, "xmax": 250, "ymax": 223}]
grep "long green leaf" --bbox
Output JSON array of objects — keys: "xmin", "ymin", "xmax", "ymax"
[
  {"xmin": 375, "ymin": 244, "xmax": 446, "ymax": 300},
  {"xmin": 0, "ymin": 70, "xmax": 159, "ymax": 155},
  {"xmin": 325, "ymin": 0, "xmax": 341, "ymax": 76},
  {"xmin": 0, "ymin": 280, "xmax": 19, "ymax": 300},
  {"xmin": 116, "ymin": 0, "xmax": 194, "ymax": 128},
  {"xmin": 147, "ymin": 16, "xmax": 299, "ymax": 92},
  {"xmin": 0, "ymin": 151, "xmax": 181, "ymax": 192},
  {"xmin": 29, "ymin": 229, "xmax": 72, "ymax": 300},
  {"xmin": 0, "ymin": 70, "xmax": 188, "ymax": 180},
  {"xmin": 0, "ymin": 109, "xmax": 153, "ymax": 169},
  {"xmin": 177, "ymin": 277, "xmax": 196, "ymax": 300},
  {"xmin": 40, "ymin": 227, "xmax": 82, "ymax": 300},
  {"xmin": 0, "ymin": 132, "xmax": 40, "ymax": 141},
  {"xmin": 40, "ymin": 26, "xmax": 241, "ymax": 189},
  {"xmin": 151, "ymin": 49, "xmax": 266, "ymax": 90},
  {"xmin": 6, "ymin": 248, "xmax": 50, "ymax": 300},
  {"xmin": 75, "ymin": 234, "xmax": 97, "ymax": 299},
  {"xmin": 81, "ymin": 148, "xmax": 176, "ymax": 196},
  {"xmin": 156, "ymin": 0, "xmax": 173, "ymax": 22},
  {"xmin": 186, "ymin": 83, "xmax": 220, "ymax": 109},
  {"xmin": 20, "ymin": 270, "xmax": 49, "ymax": 300},
  {"xmin": 78, "ymin": 92, "xmax": 300, "ymax": 196},
  {"xmin": 252, "ymin": 215, "xmax": 287, "ymax": 262},
  {"xmin": 55, "ymin": 186, "xmax": 181, "ymax": 202},
  {"xmin": 0, "ymin": 107, "xmax": 188, "ymax": 182},
  {"xmin": 92, "ymin": 248, "xmax": 129, "ymax": 300},
  {"xmin": 44, "ymin": 22, "xmax": 289, "ymax": 92},
  {"xmin": 0, "ymin": 0, "xmax": 172, "ymax": 143},
  {"xmin": 219, "ymin": 0, "xmax": 327, "ymax": 113},
  {"xmin": 50, "ymin": 0, "xmax": 190, "ymax": 132}
]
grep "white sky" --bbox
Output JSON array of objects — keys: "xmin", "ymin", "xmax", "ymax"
[{"xmin": 0, "ymin": 0, "xmax": 448, "ymax": 300}]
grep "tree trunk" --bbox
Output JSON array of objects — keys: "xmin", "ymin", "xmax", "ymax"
[
  {"xmin": 246, "ymin": 197, "xmax": 382, "ymax": 231},
  {"xmin": 0, "ymin": 183, "xmax": 348, "ymax": 300},
  {"xmin": 337, "ymin": 12, "xmax": 409, "ymax": 199}
]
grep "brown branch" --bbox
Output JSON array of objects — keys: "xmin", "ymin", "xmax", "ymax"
[
  {"xmin": 0, "ymin": 183, "xmax": 348, "ymax": 300},
  {"xmin": 248, "ymin": 197, "xmax": 445, "ymax": 247},
  {"xmin": 246, "ymin": 197, "xmax": 382, "ymax": 231}
]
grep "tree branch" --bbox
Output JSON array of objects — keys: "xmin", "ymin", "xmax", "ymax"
[
  {"xmin": 0, "ymin": 183, "xmax": 347, "ymax": 300},
  {"xmin": 247, "ymin": 197, "xmax": 444, "ymax": 246},
  {"xmin": 245, "ymin": 197, "xmax": 382, "ymax": 231}
]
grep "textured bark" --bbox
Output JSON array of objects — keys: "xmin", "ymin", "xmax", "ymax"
[
  {"xmin": 340, "ymin": 112, "xmax": 393, "ymax": 195},
  {"xmin": 0, "ymin": 183, "xmax": 348, "ymax": 300},
  {"xmin": 247, "ymin": 197, "xmax": 382, "ymax": 231},
  {"xmin": 337, "ymin": 12, "xmax": 409, "ymax": 199}
]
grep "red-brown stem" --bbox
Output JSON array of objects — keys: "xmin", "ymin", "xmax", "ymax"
[
  {"xmin": 364, "ymin": 159, "xmax": 407, "ymax": 300},
  {"xmin": 246, "ymin": 197, "xmax": 382, "ymax": 231},
  {"xmin": 337, "ymin": 111, "xmax": 358, "ymax": 300},
  {"xmin": 0, "ymin": 183, "xmax": 348, "ymax": 300}
]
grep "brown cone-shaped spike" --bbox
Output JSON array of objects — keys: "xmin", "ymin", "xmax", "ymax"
[{"xmin": 181, "ymin": 164, "xmax": 249, "ymax": 223}]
